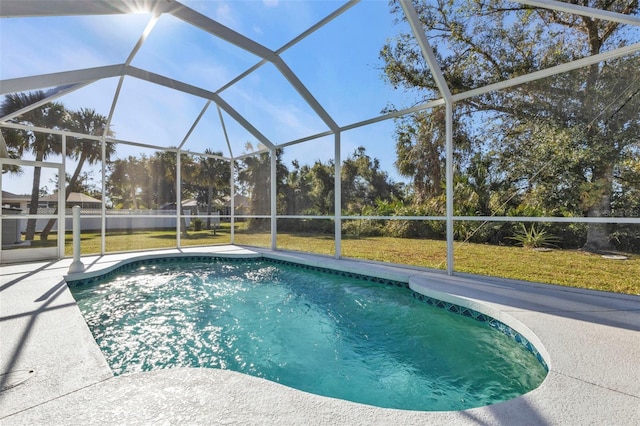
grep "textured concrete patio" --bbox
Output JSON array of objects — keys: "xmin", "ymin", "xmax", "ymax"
[{"xmin": 1, "ymin": 245, "xmax": 639, "ymax": 425}]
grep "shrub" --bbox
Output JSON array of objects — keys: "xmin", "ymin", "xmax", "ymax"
[
  {"xmin": 384, "ymin": 219, "xmax": 444, "ymax": 239},
  {"xmin": 610, "ymin": 224, "xmax": 640, "ymax": 253},
  {"xmin": 547, "ymin": 222, "xmax": 586, "ymax": 249},
  {"xmin": 278, "ymin": 218, "xmax": 333, "ymax": 234},
  {"xmin": 509, "ymin": 223, "xmax": 559, "ymax": 249},
  {"xmin": 246, "ymin": 218, "xmax": 270, "ymax": 232},
  {"xmin": 454, "ymin": 221, "xmax": 511, "ymax": 244},
  {"xmin": 191, "ymin": 218, "xmax": 204, "ymax": 231},
  {"xmin": 342, "ymin": 219, "xmax": 384, "ymax": 237}
]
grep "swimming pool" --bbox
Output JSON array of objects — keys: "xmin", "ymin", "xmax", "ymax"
[{"xmin": 68, "ymin": 256, "xmax": 547, "ymax": 411}]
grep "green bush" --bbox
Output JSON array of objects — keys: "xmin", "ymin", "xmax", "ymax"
[
  {"xmin": 509, "ymin": 223, "xmax": 559, "ymax": 249},
  {"xmin": 246, "ymin": 218, "xmax": 270, "ymax": 232},
  {"xmin": 547, "ymin": 222, "xmax": 586, "ymax": 249},
  {"xmin": 382, "ymin": 219, "xmax": 445, "ymax": 239},
  {"xmin": 342, "ymin": 219, "xmax": 384, "ymax": 237},
  {"xmin": 376, "ymin": 201, "xmax": 447, "ymax": 239},
  {"xmin": 454, "ymin": 221, "xmax": 512, "ymax": 244},
  {"xmin": 191, "ymin": 218, "xmax": 204, "ymax": 231},
  {"xmin": 611, "ymin": 224, "xmax": 640, "ymax": 253},
  {"xmin": 278, "ymin": 218, "xmax": 334, "ymax": 234}
]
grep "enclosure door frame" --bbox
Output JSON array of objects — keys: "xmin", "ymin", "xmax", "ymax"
[{"xmin": 0, "ymin": 157, "xmax": 65, "ymax": 263}]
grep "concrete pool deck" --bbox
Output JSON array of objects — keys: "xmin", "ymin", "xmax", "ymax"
[{"xmin": 1, "ymin": 245, "xmax": 639, "ymax": 425}]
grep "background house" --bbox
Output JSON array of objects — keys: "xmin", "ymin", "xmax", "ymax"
[
  {"xmin": 1, "ymin": 191, "xmax": 30, "ymax": 211},
  {"xmin": 219, "ymin": 194, "xmax": 250, "ymax": 217},
  {"xmin": 40, "ymin": 192, "xmax": 102, "ymax": 210}
]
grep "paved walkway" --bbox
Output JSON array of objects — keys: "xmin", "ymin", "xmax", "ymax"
[{"xmin": 1, "ymin": 246, "xmax": 639, "ymax": 425}]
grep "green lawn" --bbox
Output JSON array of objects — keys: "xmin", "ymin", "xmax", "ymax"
[
  {"xmin": 33, "ymin": 227, "xmax": 639, "ymax": 295},
  {"xmin": 276, "ymin": 234, "xmax": 639, "ymax": 295}
]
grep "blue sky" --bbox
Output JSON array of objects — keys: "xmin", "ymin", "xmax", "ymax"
[{"xmin": 1, "ymin": 0, "xmax": 420, "ymax": 195}]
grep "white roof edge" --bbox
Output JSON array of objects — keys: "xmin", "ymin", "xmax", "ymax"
[{"xmin": 0, "ymin": 65, "xmax": 125, "ymax": 95}]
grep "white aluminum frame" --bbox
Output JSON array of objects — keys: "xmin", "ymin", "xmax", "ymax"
[
  {"xmin": 1, "ymin": 0, "xmax": 639, "ymax": 271},
  {"xmin": 0, "ymin": 158, "xmax": 65, "ymax": 263}
]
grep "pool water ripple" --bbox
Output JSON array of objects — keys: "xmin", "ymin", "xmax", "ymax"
[{"xmin": 70, "ymin": 259, "xmax": 547, "ymax": 411}]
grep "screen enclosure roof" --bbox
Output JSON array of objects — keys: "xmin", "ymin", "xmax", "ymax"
[{"xmin": 1, "ymin": 0, "xmax": 640, "ymax": 161}]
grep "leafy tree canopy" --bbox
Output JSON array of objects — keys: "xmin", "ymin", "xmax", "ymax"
[{"xmin": 380, "ymin": 0, "xmax": 640, "ymax": 251}]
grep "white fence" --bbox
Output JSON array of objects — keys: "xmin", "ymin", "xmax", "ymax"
[{"xmin": 7, "ymin": 209, "xmax": 221, "ymax": 233}]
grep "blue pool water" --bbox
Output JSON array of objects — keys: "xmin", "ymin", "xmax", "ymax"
[{"xmin": 70, "ymin": 258, "xmax": 547, "ymax": 411}]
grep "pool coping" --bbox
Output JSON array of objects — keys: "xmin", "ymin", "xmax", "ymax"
[{"xmin": 1, "ymin": 245, "xmax": 639, "ymax": 425}]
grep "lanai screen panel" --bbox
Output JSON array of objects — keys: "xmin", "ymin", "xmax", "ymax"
[
  {"xmin": 215, "ymin": 109, "xmax": 265, "ymax": 158},
  {"xmin": 275, "ymin": 136, "xmax": 336, "ymax": 256},
  {"xmin": 233, "ymin": 149, "xmax": 272, "ymax": 248},
  {"xmin": 399, "ymin": 0, "xmax": 640, "ymax": 95},
  {"xmin": 449, "ymin": 47, "xmax": 639, "ymax": 291},
  {"xmin": 1, "ymin": 1, "xmax": 639, "ymax": 288},
  {"xmin": 181, "ymin": 0, "xmax": 345, "ymax": 50},
  {"xmin": 219, "ymin": 62, "xmax": 331, "ymax": 145},
  {"xmin": 178, "ymin": 102, "xmax": 229, "ymax": 155},
  {"xmin": 180, "ymin": 150, "xmax": 232, "ymax": 247},
  {"xmin": 0, "ymin": 13, "xmax": 150, "ymax": 79},
  {"xmin": 104, "ymin": 144, "xmax": 180, "ymax": 252},
  {"xmin": 108, "ymin": 77, "xmax": 210, "ymax": 149},
  {"xmin": 339, "ymin": 107, "xmax": 449, "ymax": 270},
  {"xmin": 281, "ymin": 0, "xmax": 421, "ymax": 126},
  {"xmin": 129, "ymin": 12, "xmax": 262, "ymax": 93}
]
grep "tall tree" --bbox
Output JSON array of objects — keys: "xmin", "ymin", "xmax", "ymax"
[
  {"xmin": 0, "ymin": 91, "xmax": 66, "ymax": 240},
  {"xmin": 341, "ymin": 146, "xmax": 402, "ymax": 213},
  {"xmin": 307, "ymin": 160, "xmax": 335, "ymax": 216},
  {"xmin": 392, "ymin": 109, "xmax": 471, "ymax": 204},
  {"xmin": 107, "ymin": 156, "xmax": 147, "ymax": 209},
  {"xmin": 178, "ymin": 152, "xmax": 198, "ymax": 235},
  {"xmin": 40, "ymin": 108, "xmax": 115, "ymax": 240},
  {"xmin": 148, "ymin": 151, "xmax": 179, "ymax": 209},
  {"xmin": 381, "ymin": 0, "xmax": 640, "ymax": 251},
  {"xmin": 193, "ymin": 150, "xmax": 230, "ymax": 229},
  {"xmin": 65, "ymin": 108, "xmax": 115, "ymax": 193},
  {"xmin": 1, "ymin": 128, "xmax": 22, "ymax": 175},
  {"xmin": 237, "ymin": 145, "xmax": 288, "ymax": 230},
  {"xmin": 283, "ymin": 159, "xmax": 315, "ymax": 215}
]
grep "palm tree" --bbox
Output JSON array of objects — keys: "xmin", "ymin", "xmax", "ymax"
[
  {"xmin": 0, "ymin": 91, "xmax": 66, "ymax": 241},
  {"xmin": 40, "ymin": 108, "xmax": 115, "ymax": 240},
  {"xmin": 1, "ymin": 128, "xmax": 22, "ymax": 175},
  {"xmin": 237, "ymin": 145, "xmax": 288, "ymax": 231},
  {"xmin": 147, "ymin": 150, "xmax": 191, "ymax": 236},
  {"xmin": 107, "ymin": 156, "xmax": 146, "ymax": 209}
]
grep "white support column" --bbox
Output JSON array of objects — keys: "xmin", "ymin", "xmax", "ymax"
[
  {"xmin": 270, "ymin": 148, "xmax": 277, "ymax": 250},
  {"xmin": 68, "ymin": 206, "xmax": 85, "ymax": 273},
  {"xmin": 230, "ymin": 159, "xmax": 235, "ymax": 244},
  {"xmin": 59, "ymin": 134, "xmax": 66, "ymax": 258},
  {"xmin": 176, "ymin": 150, "xmax": 182, "ymax": 248},
  {"xmin": 445, "ymin": 102, "xmax": 454, "ymax": 275},
  {"xmin": 401, "ymin": 0, "xmax": 455, "ymax": 275},
  {"xmin": 334, "ymin": 131, "xmax": 341, "ymax": 259},
  {"xmin": 100, "ymin": 137, "xmax": 106, "ymax": 255}
]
